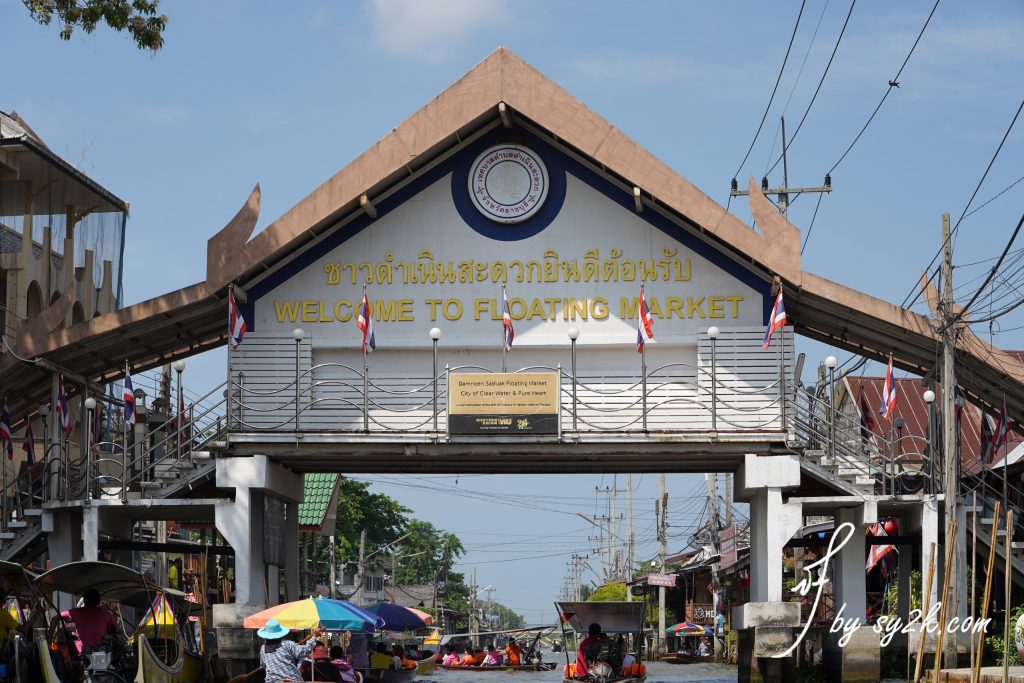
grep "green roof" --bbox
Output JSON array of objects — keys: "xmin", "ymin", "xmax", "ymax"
[{"xmin": 299, "ymin": 473, "xmax": 339, "ymax": 531}]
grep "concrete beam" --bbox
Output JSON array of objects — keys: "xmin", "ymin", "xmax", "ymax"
[
  {"xmin": 216, "ymin": 454, "xmax": 303, "ymax": 503},
  {"xmin": 735, "ymin": 454, "xmax": 801, "ymax": 502}
]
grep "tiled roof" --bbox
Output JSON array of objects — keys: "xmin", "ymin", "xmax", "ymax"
[{"xmin": 299, "ymin": 473, "xmax": 339, "ymax": 531}]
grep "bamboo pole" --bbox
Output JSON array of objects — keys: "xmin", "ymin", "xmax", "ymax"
[
  {"xmin": 932, "ymin": 519, "xmax": 958, "ymax": 682},
  {"xmin": 1003, "ymin": 508, "xmax": 1013, "ymax": 683},
  {"xmin": 971, "ymin": 501, "xmax": 1001, "ymax": 683},
  {"xmin": 970, "ymin": 491, "xmax": 977, "ymax": 672},
  {"xmin": 912, "ymin": 542, "xmax": 937, "ymax": 683}
]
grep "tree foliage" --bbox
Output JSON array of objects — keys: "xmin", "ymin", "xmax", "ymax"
[
  {"xmin": 587, "ymin": 583, "xmax": 627, "ymax": 602},
  {"xmin": 23, "ymin": 0, "xmax": 168, "ymax": 51},
  {"xmin": 333, "ymin": 479, "xmax": 411, "ymax": 569}
]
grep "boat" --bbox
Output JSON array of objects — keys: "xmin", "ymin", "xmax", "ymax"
[
  {"xmin": 554, "ymin": 601, "xmax": 648, "ymax": 683},
  {"xmin": 415, "ymin": 652, "xmax": 436, "ymax": 675},
  {"xmin": 661, "ymin": 653, "xmax": 713, "ymax": 664},
  {"xmin": 437, "ymin": 663, "xmax": 556, "ymax": 672},
  {"xmin": 362, "ymin": 667, "xmax": 418, "ymax": 683},
  {"xmin": 33, "ymin": 560, "xmax": 205, "ymax": 683}
]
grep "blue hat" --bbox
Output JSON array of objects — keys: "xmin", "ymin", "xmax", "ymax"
[{"xmin": 257, "ymin": 619, "xmax": 290, "ymax": 640}]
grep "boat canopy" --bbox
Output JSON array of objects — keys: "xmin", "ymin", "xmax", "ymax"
[
  {"xmin": 0, "ymin": 560, "xmax": 37, "ymax": 593},
  {"xmin": 555, "ymin": 601, "xmax": 646, "ymax": 634},
  {"xmin": 34, "ymin": 561, "xmax": 161, "ymax": 608}
]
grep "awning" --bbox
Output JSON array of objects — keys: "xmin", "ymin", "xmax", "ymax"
[
  {"xmin": 34, "ymin": 560, "xmax": 162, "ymax": 609},
  {"xmin": 555, "ymin": 601, "xmax": 645, "ymax": 634}
]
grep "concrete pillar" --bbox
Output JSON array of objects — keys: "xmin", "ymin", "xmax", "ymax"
[
  {"xmin": 894, "ymin": 541, "xmax": 912, "ymax": 651},
  {"xmin": 43, "ymin": 509, "xmax": 83, "ymax": 611},
  {"xmin": 82, "ymin": 507, "xmax": 99, "ymax": 562},
  {"xmin": 734, "ymin": 454, "xmax": 802, "ymax": 683},
  {"xmin": 823, "ymin": 502, "xmax": 879, "ymax": 683},
  {"xmin": 285, "ymin": 504, "xmax": 299, "ymax": 602},
  {"xmin": 212, "ymin": 456, "xmax": 303, "ymax": 677}
]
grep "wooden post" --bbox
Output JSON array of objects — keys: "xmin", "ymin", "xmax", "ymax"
[
  {"xmin": 912, "ymin": 542, "xmax": 936, "ymax": 683},
  {"xmin": 1003, "ymin": 508, "xmax": 1013, "ymax": 683},
  {"xmin": 932, "ymin": 519, "xmax": 957, "ymax": 683},
  {"xmin": 971, "ymin": 502, "xmax": 1001, "ymax": 683}
]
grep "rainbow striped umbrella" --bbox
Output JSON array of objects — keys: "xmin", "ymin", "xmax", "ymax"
[
  {"xmin": 243, "ymin": 598, "xmax": 384, "ymax": 632},
  {"xmin": 665, "ymin": 622, "xmax": 708, "ymax": 635}
]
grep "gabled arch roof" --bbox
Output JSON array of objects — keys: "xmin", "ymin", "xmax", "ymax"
[{"xmin": 2, "ymin": 48, "xmax": 1021, "ymax": 425}]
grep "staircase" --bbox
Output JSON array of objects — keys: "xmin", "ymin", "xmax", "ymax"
[{"xmin": 0, "ymin": 382, "xmax": 230, "ymax": 563}]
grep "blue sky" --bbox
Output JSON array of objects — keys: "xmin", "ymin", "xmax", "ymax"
[{"xmin": 5, "ymin": 0, "xmax": 1024, "ymax": 621}]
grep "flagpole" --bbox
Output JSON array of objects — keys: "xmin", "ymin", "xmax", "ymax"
[
  {"xmin": 640, "ymin": 284, "xmax": 648, "ymax": 433},
  {"xmin": 363, "ymin": 285, "xmax": 370, "ymax": 433},
  {"xmin": 227, "ymin": 284, "xmax": 234, "ymax": 431},
  {"xmin": 122, "ymin": 360, "xmax": 129, "ymax": 503},
  {"xmin": 502, "ymin": 285, "xmax": 508, "ymax": 373}
]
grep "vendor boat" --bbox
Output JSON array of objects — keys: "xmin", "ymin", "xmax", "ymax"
[{"xmin": 554, "ymin": 601, "xmax": 647, "ymax": 683}]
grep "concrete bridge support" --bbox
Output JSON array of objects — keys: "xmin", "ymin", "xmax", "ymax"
[
  {"xmin": 734, "ymin": 454, "xmax": 803, "ymax": 683},
  {"xmin": 823, "ymin": 502, "xmax": 879, "ymax": 683},
  {"xmin": 213, "ymin": 455, "xmax": 303, "ymax": 675}
]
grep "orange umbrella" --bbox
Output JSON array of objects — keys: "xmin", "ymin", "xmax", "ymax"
[{"xmin": 408, "ymin": 607, "xmax": 434, "ymax": 626}]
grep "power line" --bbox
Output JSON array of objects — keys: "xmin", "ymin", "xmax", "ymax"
[
  {"xmin": 964, "ymin": 174, "xmax": 1024, "ymax": 221},
  {"xmin": 902, "ymin": 95, "xmax": 1024, "ymax": 310},
  {"xmin": 766, "ymin": 0, "xmax": 857, "ymax": 176},
  {"xmin": 732, "ymin": 0, "xmax": 808, "ymax": 180},
  {"xmin": 827, "ymin": 0, "xmax": 941, "ymax": 175},
  {"xmin": 947, "ymin": 213, "xmax": 1024, "ymax": 329}
]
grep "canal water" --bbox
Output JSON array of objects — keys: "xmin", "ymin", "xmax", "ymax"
[{"xmin": 431, "ymin": 660, "xmax": 738, "ymax": 683}]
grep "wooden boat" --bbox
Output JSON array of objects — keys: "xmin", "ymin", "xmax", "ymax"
[
  {"xmin": 661, "ymin": 653, "xmax": 713, "ymax": 664},
  {"xmin": 554, "ymin": 601, "xmax": 648, "ymax": 683},
  {"xmin": 362, "ymin": 667, "xmax": 418, "ymax": 683},
  {"xmin": 415, "ymin": 653, "xmax": 436, "ymax": 675},
  {"xmin": 438, "ymin": 663, "xmax": 555, "ymax": 672},
  {"xmin": 135, "ymin": 633, "xmax": 187, "ymax": 683}
]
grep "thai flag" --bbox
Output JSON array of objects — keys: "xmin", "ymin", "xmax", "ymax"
[
  {"xmin": 502, "ymin": 287, "xmax": 515, "ymax": 352},
  {"xmin": 866, "ymin": 522, "xmax": 895, "ymax": 575},
  {"xmin": 0, "ymin": 402, "xmax": 12, "ymax": 460},
  {"xmin": 879, "ymin": 355, "xmax": 896, "ymax": 418},
  {"xmin": 229, "ymin": 288, "xmax": 247, "ymax": 350},
  {"xmin": 981, "ymin": 412, "xmax": 995, "ymax": 464},
  {"xmin": 124, "ymin": 364, "xmax": 136, "ymax": 425},
  {"xmin": 636, "ymin": 285, "xmax": 654, "ymax": 352},
  {"xmin": 57, "ymin": 374, "xmax": 71, "ymax": 437},
  {"xmin": 357, "ymin": 291, "xmax": 375, "ymax": 353},
  {"xmin": 22, "ymin": 416, "xmax": 34, "ymax": 465},
  {"xmin": 989, "ymin": 396, "xmax": 1009, "ymax": 464},
  {"xmin": 762, "ymin": 289, "xmax": 787, "ymax": 349}
]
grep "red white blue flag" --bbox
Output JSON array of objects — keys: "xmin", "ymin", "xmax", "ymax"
[
  {"xmin": 636, "ymin": 285, "xmax": 654, "ymax": 352},
  {"xmin": 22, "ymin": 415, "xmax": 34, "ymax": 465},
  {"xmin": 0, "ymin": 402, "xmax": 12, "ymax": 460},
  {"xmin": 879, "ymin": 355, "xmax": 896, "ymax": 418},
  {"xmin": 989, "ymin": 395, "xmax": 1009, "ymax": 465},
  {"xmin": 502, "ymin": 286, "xmax": 515, "ymax": 352},
  {"xmin": 229, "ymin": 288, "xmax": 247, "ymax": 350},
  {"xmin": 762, "ymin": 289, "xmax": 787, "ymax": 350},
  {"xmin": 124, "ymin": 363, "xmax": 136, "ymax": 425},
  {"xmin": 357, "ymin": 291, "xmax": 375, "ymax": 353},
  {"xmin": 57, "ymin": 374, "xmax": 71, "ymax": 437}
]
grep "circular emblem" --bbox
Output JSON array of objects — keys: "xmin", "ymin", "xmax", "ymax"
[{"xmin": 468, "ymin": 144, "xmax": 549, "ymax": 224}]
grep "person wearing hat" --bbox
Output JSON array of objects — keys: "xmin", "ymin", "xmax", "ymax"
[
  {"xmin": 257, "ymin": 619, "xmax": 325, "ymax": 683},
  {"xmin": 302, "ymin": 645, "xmax": 343, "ymax": 682},
  {"xmin": 576, "ymin": 622, "xmax": 601, "ymax": 678}
]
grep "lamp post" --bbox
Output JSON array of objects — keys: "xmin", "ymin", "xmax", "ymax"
[
  {"xmin": 568, "ymin": 327, "xmax": 580, "ymax": 432},
  {"xmin": 923, "ymin": 389, "xmax": 936, "ymax": 494},
  {"xmin": 708, "ymin": 327, "xmax": 720, "ymax": 431},
  {"xmin": 430, "ymin": 327, "xmax": 441, "ymax": 433},
  {"xmin": 894, "ymin": 416, "xmax": 906, "ymax": 494},
  {"xmin": 131, "ymin": 388, "xmax": 147, "ymax": 503},
  {"xmin": 84, "ymin": 398, "xmax": 96, "ymax": 500},
  {"xmin": 293, "ymin": 328, "xmax": 304, "ymax": 431},
  {"xmin": 825, "ymin": 355, "xmax": 837, "ymax": 465},
  {"xmin": 173, "ymin": 360, "xmax": 186, "ymax": 462}
]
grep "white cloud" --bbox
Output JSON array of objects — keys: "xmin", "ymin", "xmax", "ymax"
[
  {"xmin": 307, "ymin": 7, "xmax": 330, "ymax": 31},
  {"xmin": 564, "ymin": 52, "xmax": 752, "ymax": 99},
  {"xmin": 364, "ymin": 0, "xmax": 511, "ymax": 62}
]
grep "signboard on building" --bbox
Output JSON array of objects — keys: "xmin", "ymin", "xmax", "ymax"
[
  {"xmin": 448, "ymin": 372, "xmax": 559, "ymax": 435},
  {"xmin": 646, "ymin": 573, "xmax": 677, "ymax": 588},
  {"xmin": 720, "ymin": 524, "xmax": 738, "ymax": 569}
]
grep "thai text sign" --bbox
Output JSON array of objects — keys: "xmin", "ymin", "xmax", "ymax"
[
  {"xmin": 448, "ymin": 372, "xmax": 559, "ymax": 435},
  {"xmin": 720, "ymin": 524, "xmax": 738, "ymax": 569},
  {"xmin": 647, "ymin": 573, "xmax": 677, "ymax": 588}
]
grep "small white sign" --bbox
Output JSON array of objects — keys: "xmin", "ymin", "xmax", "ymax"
[
  {"xmin": 468, "ymin": 144, "xmax": 549, "ymax": 223},
  {"xmin": 647, "ymin": 573, "xmax": 677, "ymax": 588}
]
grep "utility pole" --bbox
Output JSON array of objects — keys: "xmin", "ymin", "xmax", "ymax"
[
  {"xmin": 940, "ymin": 212, "xmax": 964, "ymax": 667},
  {"xmin": 724, "ymin": 474, "xmax": 733, "ymax": 529},
  {"xmin": 706, "ymin": 473, "xmax": 721, "ymax": 552},
  {"xmin": 729, "ymin": 116, "xmax": 832, "ymax": 218},
  {"xmin": 354, "ymin": 530, "xmax": 366, "ymax": 606},
  {"xmin": 657, "ymin": 473, "xmax": 667, "ymax": 655},
  {"xmin": 469, "ymin": 569, "xmax": 478, "ymax": 646},
  {"xmin": 626, "ymin": 472, "xmax": 634, "ymax": 601}
]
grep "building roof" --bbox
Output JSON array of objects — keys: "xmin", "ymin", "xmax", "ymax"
[
  {"xmin": 4, "ymin": 48, "xmax": 1024, "ymax": 427},
  {"xmin": 298, "ymin": 473, "xmax": 339, "ymax": 532},
  {"xmin": 842, "ymin": 375, "xmax": 1024, "ymax": 475}
]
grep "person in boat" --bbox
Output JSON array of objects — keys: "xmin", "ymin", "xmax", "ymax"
[
  {"xmin": 58, "ymin": 588, "xmax": 117, "ymax": 657},
  {"xmin": 457, "ymin": 646, "xmax": 476, "ymax": 666},
  {"xmin": 349, "ymin": 632, "xmax": 370, "ymax": 669},
  {"xmin": 258, "ymin": 620, "xmax": 325, "ymax": 683},
  {"xmin": 393, "ymin": 643, "xmax": 415, "ymax": 669},
  {"xmin": 697, "ymin": 638, "xmax": 710, "ymax": 657},
  {"xmin": 576, "ymin": 622, "xmax": 601, "ymax": 678},
  {"xmin": 473, "ymin": 648, "xmax": 486, "ymax": 665},
  {"xmin": 329, "ymin": 645, "xmax": 359, "ymax": 683},
  {"xmin": 441, "ymin": 645, "xmax": 459, "ymax": 666},
  {"xmin": 370, "ymin": 642, "xmax": 401, "ymax": 670},
  {"xmin": 503, "ymin": 637, "xmax": 523, "ymax": 666},
  {"xmin": 302, "ymin": 645, "xmax": 344, "ymax": 682},
  {"xmin": 482, "ymin": 644, "xmax": 502, "ymax": 666}
]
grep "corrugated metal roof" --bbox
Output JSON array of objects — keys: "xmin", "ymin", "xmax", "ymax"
[{"xmin": 843, "ymin": 376, "xmax": 1023, "ymax": 475}]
